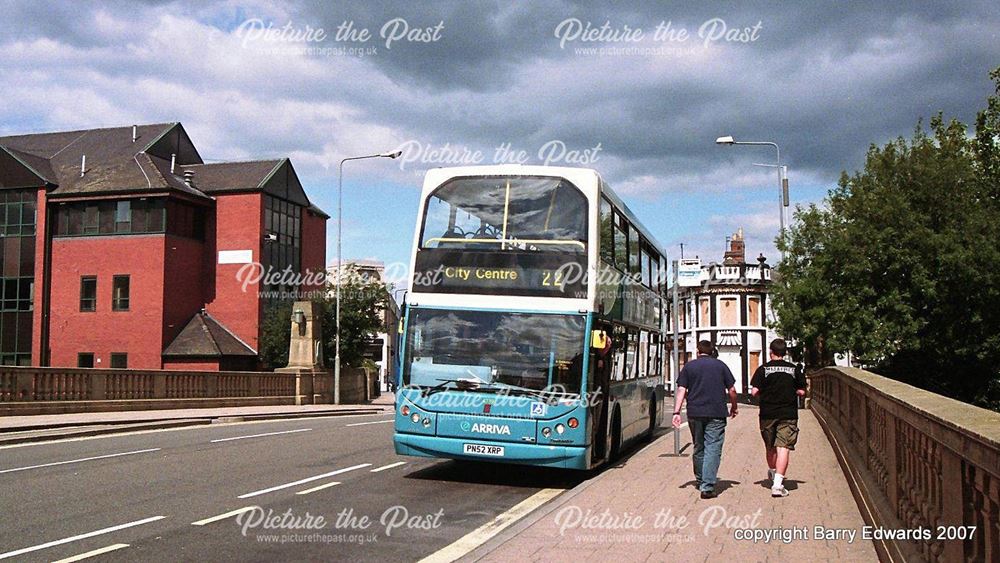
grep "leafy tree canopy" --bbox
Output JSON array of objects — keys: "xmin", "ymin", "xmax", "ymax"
[{"xmin": 774, "ymin": 67, "xmax": 1000, "ymax": 410}]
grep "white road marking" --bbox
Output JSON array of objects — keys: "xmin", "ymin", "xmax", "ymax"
[
  {"xmin": 0, "ymin": 448, "xmax": 161, "ymax": 475},
  {"xmin": 50, "ymin": 543, "xmax": 129, "ymax": 563},
  {"xmin": 418, "ymin": 488, "xmax": 563, "ymax": 563},
  {"xmin": 370, "ymin": 461, "xmax": 407, "ymax": 473},
  {"xmin": 295, "ymin": 481, "xmax": 342, "ymax": 495},
  {"xmin": 191, "ymin": 506, "xmax": 258, "ymax": 526},
  {"xmin": 344, "ymin": 420, "xmax": 394, "ymax": 427},
  {"xmin": 0, "ymin": 412, "xmax": 389, "ymax": 451},
  {"xmin": 0, "ymin": 516, "xmax": 164, "ymax": 560},
  {"xmin": 237, "ymin": 463, "xmax": 371, "ymax": 498},
  {"xmin": 210, "ymin": 428, "xmax": 312, "ymax": 443}
]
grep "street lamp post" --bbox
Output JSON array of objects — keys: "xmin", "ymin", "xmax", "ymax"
[
  {"xmin": 715, "ymin": 136, "xmax": 786, "ymax": 261},
  {"xmin": 335, "ymin": 151, "xmax": 402, "ymax": 404}
]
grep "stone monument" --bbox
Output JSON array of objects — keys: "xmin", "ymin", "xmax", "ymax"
[{"xmin": 276, "ymin": 300, "xmax": 331, "ymax": 404}]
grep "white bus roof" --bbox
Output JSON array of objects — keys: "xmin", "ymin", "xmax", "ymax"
[{"xmin": 420, "ymin": 165, "xmax": 667, "ymax": 258}]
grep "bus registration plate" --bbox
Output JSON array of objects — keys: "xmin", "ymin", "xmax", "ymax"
[{"xmin": 463, "ymin": 443, "xmax": 505, "ymax": 457}]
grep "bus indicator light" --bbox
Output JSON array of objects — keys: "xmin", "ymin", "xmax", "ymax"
[
  {"xmin": 568, "ymin": 418, "xmax": 579, "ymax": 429},
  {"xmin": 401, "ymin": 406, "xmax": 410, "ymax": 416}
]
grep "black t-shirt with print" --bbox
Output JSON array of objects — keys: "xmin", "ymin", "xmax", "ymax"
[{"xmin": 750, "ymin": 359, "xmax": 806, "ymax": 420}]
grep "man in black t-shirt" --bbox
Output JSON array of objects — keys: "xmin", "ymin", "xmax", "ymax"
[{"xmin": 750, "ymin": 339, "xmax": 806, "ymax": 498}]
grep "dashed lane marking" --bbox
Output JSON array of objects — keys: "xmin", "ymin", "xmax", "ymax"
[
  {"xmin": 50, "ymin": 543, "xmax": 129, "ymax": 563},
  {"xmin": 237, "ymin": 463, "xmax": 371, "ymax": 499},
  {"xmin": 191, "ymin": 506, "xmax": 258, "ymax": 526},
  {"xmin": 0, "ymin": 516, "xmax": 164, "ymax": 560},
  {"xmin": 0, "ymin": 448, "xmax": 161, "ymax": 475}
]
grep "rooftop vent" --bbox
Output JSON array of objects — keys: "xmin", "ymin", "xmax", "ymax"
[
  {"xmin": 183, "ymin": 169, "xmax": 195, "ymax": 187},
  {"xmin": 132, "ymin": 125, "xmax": 137, "ymax": 143}
]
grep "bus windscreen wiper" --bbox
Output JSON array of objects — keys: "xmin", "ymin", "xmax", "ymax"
[{"xmin": 421, "ymin": 377, "xmax": 484, "ymax": 396}]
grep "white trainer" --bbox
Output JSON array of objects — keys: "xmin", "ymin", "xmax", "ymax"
[{"xmin": 771, "ymin": 486, "xmax": 789, "ymax": 498}]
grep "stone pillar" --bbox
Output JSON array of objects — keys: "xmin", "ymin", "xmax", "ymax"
[
  {"xmin": 285, "ymin": 301, "xmax": 324, "ymax": 370},
  {"xmin": 276, "ymin": 300, "xmax": 329, "ymax": 405}
]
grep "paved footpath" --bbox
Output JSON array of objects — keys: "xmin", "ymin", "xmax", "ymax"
[{"xmin": 475, "ymin": 407, "xmax": 879, "ymax": 562}]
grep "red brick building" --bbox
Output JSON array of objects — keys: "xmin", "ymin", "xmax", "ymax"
[{"xmin": 0, "ymin": 123, "xmax": 328, "ymax": 370}]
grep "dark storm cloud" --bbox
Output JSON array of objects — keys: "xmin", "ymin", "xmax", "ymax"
[
  {"xmin": 1, "ymin": 0, "xmax": 998, "ymax": 194},
  {"xmin": 280, "ymin": 0, "xmax": 1000, "ymax": 189}
]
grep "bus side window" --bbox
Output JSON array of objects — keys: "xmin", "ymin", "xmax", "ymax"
[
  {"xmin": 612, "ymin": 325, "xmax": 627, "ymax": 381},
  {"xmin": 614, "ymin": 213, "xmax": 627, "ymax": 272},
  {"xmin": 600, "ymin": 197, "xmax": 614, "ymax": 265}
]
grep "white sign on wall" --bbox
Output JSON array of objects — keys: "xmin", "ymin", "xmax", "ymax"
[
  {"xmin": 676, "ymin": 258, "xmax": 703, "ymax": 287},
  {"xmin": 218, "ymin": 250, "xmax": 253, "ymax": 264}
]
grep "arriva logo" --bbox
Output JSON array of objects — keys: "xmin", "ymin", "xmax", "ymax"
[{"xmin": 470, "ymin": 423, "xmax": 511, "ymax": 435}]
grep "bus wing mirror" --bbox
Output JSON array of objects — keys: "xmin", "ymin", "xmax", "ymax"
[{"xmin": 591, "ymin": 330, "xmax": 609, "ymax": 349}]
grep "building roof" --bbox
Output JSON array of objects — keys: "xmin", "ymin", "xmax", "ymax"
[
  {"xmin": 0, "ymin": 123, "xmax": 213, "ymax": 199},
  {"xmin": 162, "ymin": 311, "xmax": 257, "ymax": 358},
  {"xmin": 0, "ymin": 123, "xmax": 326, "ymax": 212},
  {"xmin": 178, "ymin": 159, "xmax": 284, "ymax": 193}
]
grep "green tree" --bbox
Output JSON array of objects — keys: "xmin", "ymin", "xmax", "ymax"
[
  {"xmin": 257, "ymin": 270, "xmax": 391, "ymax": 371},
  {"xmin": 259, "ymin": 301, "xmax": 293, "ymax": 369},
  {"xmin": 774, "ymin": 67, "xmax": 1000, "ymax": 410},
  {"xmin": 317, "ymin": 274, "xmax": 391, "ymax": 369}
]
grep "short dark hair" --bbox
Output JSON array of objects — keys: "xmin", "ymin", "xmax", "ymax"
[
  {"xmin": 697, "ymin": 340, "xmax": 714, "ymax": 355},
  {"xmin": 770, "ymin": 339, "xmax": 787, "ymax": 357}
]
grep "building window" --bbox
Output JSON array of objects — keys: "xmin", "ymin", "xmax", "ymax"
[
  {"xmin": 80, "ymin": 276, "xmax": 97, "ymax": 312},
  {"xmin": 110, "ymin": 353, "xmax": 127, "ymax": 368},
  {"xmin": 748, "ymin": 297, "xmax": 761, "ymax": 327},
  {"xmin": 112, "ymin": 275, "xmax": 130, "ymax": 311},
  {"xmin": 263, "ymin": 195, "xmax": 303, "ymax": 299},
  {"xmin": 115, "ymin": 201, "xmax": 131, "ymax": 233},
  {"xmin": 54, "ymin": 198, "xmax": 166, "ymax": 237},
  {"xmin": 0, "ymin": 189, "xmax": 37, "ymax": 366},
  {"xmin": 77, "ymin": 353, "xmax": 94, "ymax": 368},
  {"xmin": 720, "ymin": 297, "xmax": 738, "ymax": 326}
]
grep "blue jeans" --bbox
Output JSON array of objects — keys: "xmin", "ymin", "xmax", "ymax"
[{"xmin": 689, "ymin": 417, "xmax": 727, "ymax": 492}]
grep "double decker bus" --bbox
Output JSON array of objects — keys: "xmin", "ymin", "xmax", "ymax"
[{"xmin": 394, "ymin": 165, "xmax": 667, "ymax": 470}]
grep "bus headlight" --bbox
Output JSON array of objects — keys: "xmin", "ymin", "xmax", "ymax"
[
  {"xmin": 422, "ymin": 418, "xmax": 431, "ymax": 427},
  {"xmin": 568, "ymin": 418, "xmax": 579, "ymax": 429},
  {"xmin": 541, "ymin": 427, "xmax": 551, "ymax": 437},
  {"xmin": 555, "ymin": 424, "xmax": 565, "ymax": 434},
  {"xmin": 411, "ymin": 413, "xmax": 421, "ymax": 423}
]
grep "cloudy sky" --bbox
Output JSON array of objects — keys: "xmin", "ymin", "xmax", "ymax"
[{"xmin": 2, "ymin": 0, "xmax": 998, "ymax": 280}]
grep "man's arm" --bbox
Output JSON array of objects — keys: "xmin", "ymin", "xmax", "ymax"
[
  {"xmin": 795, "ymin": 364, "xmax": 807, "ymax": 397},
  {"xmin": 728, "ymin": 386, "xmax": 738, "ymax": 418},
  {"xmin": 671, "ymin": 387, "xmax": 687, "ymax": 428}
]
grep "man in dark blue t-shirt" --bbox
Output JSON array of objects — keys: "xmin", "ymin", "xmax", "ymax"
[{"xmin": 672, "ymin": 340, "xmax": 738, "ymax": 499}]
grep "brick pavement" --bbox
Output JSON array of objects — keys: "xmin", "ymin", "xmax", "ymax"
[{"xmin": 477, "ymin": 407, "xmax": 879, "ymax": 562}]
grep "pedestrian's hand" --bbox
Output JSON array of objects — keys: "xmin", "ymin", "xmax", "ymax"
[
  {"xmin": 729, "ymin": 405, "xmax": 738, "ymax": 418},
  {"xmin": 671, "ymin": 414, "xmax": 682, "ymax": 428}
]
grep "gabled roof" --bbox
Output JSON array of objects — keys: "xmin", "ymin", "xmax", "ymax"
[
  {"xmin": 179, "ymin": 158, "xmax": 312, "ymax": 207},
  {"xmin": 2, "ymin": 146, "xmax": 57, "ymax": 184},
  {"xmin": 179, "ymin": 159, "xmax": 284, "ymax": 193},
  {"xmin": 0, "ymin": 122, "xmax": 211, "ymax": 199},
  {"xmin": 0, "ymin": 123, "xmax": 327, "ymax": 215},
  {"xmin": 162, "ymin": 311, "xmax": 257, "ymax": 358}
]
